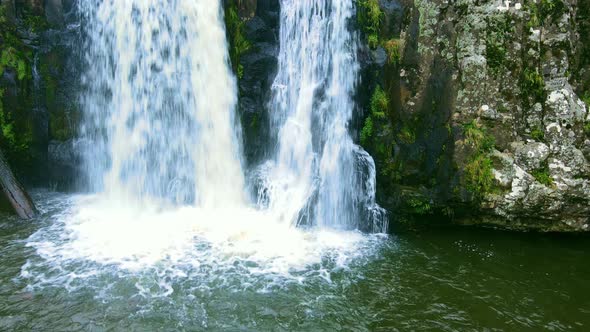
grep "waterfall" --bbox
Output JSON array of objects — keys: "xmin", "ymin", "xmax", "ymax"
[
  {"xmin": 78, "ymin": 0, "xmax": 246, "ymax": 207},
  {"xmin": 259, "ymin": 0, "xmax": 387, "ymax": 232},
  {"xmin": 76, "ymin": 0, "xmax": 385, "ymax": 232},
  {"xmin": 21, "ymin": 0, "xmax": 389, "ymax": 296}
]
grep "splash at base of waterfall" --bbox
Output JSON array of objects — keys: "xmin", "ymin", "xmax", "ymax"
[{"xmin": 22, "ymin": 193, "xmax": 384, "ymax": 295}]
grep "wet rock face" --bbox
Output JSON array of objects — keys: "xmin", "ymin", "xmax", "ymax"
[
  {"xmin": 237, "ymin": 0, "xmax": 280, "ymax": 167},
  {"xmin": 48, "ymin": 139, "xmax": 85, "ymax": 190},
  {"xmin": 1, "ymin": 0, "xmax": 80, "ymax": 186},
  {"xmin": 359, "ymin": 0, "xmax": 590, "ymax": 231}
]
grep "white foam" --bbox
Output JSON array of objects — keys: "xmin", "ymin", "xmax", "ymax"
[{"xmin": 22, "ymin": 194, "xmax": 382, "ymax": 294}]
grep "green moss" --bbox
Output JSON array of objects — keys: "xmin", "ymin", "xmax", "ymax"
[
  {"xmin": 361, "ymin": 85, "xmax": 388, "ymax": 145},
  {"xmin": 463, "ymin": 120, "xmax": 496, "ymax": 199},
  {"xmin": 360, "ymin": 117, "xmax": 373, "ymax": 145},
  {"xmin": 357, "ymin": 0, "xmax": 383, "ymax": 50},
  {"xmin": 370, "ymin": 85, "xmax": 388, "ymax": 119},
  {"xmin": 0, "ymin": 47, "xmax": 28, "ymax": 81},
  {"xmin": 463, "ymin": 120, "xmax": 495, "ymax": 153},
  {"xmin": 23, "ymin": 12, "xmax": 49, "ymax": 32},
  {"xmin": 0, "ymin": 7, "xmax": 35, "ymax": 159},
  {"xmin": 526, "ymin": 0, "xmax": 566, "ymax": 28},
  {"xmin": 486, "ymin": 42, "xmax": 506, "ymax": 72},
  {"xmin": 532, "ymin": 162, "xmax": 554, "ymax": 186},
  {"xmin": 465, "ymin": 154, "xmax": 494, "ymax": 196},
  {"xmin": 584, "ymin": 122, "xmax": 590, "ymax": 137},
  {"xmin": 539, "ymin": 0, "xmax": 566, "ymax": 23},
  {"xmin": 520, "ymin": 68, "xmax": 545, "ymax": 101},
  {"xmin": 397, "ymin": 126, "xmax": 416, "ymax": 144},
  {"xmin": 485, "ymin": 14, "xmax": 513, "ymax": 73},
  {"xmin": 407, "ymin": 197, "xmax": 432, "ymax": 215},
  {"xmin": 224, "ymin": 2, "xmax": 251, "ymax": 80},
  {"xmin": 531, "ymin": 127, "xmax": 545, "ymax": 141}
]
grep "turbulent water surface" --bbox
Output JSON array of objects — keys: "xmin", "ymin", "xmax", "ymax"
[{"xmin": 0, "ymin": 191, "xmax": 589, "ymax": 331}]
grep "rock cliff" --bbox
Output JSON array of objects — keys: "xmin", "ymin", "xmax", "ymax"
[
  {"xmin": 356, "ymin": 0, "xmax": 590, "ymax": 231},
  {"xmin": 235, "ymin": 0, "xmax": 590, "ymax": 231}
]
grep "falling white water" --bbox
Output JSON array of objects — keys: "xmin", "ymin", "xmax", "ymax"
[
  {"xmin": 20, "ymin": 1, "xmax": 388, "ymax": 295},
  {"xmin": 259, "ymin": 0, "xmax": 387, "ymax": 232},
  {"xmin": 79, "ymin": 0, "xmax": 246, "ymax": 207}
]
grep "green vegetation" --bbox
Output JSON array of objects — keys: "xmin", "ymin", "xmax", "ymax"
[
  {"xmin": 397, "ymin": 125, "xmax": 416, "ymax": 144},
  {"xmin": 485, "ymin": 41, "xmax": 506, "ymax": 72},
  {"xmin": 0, "ymin": 47, "xmax": 27, "ymax": 80},
  {"xmin": 370, "ymin": 85, "xmax": 388, "ymax": 118},
  {"xmin": 485, "ymin": 14, "xmax": 513, "ymax": 73},
  {"xmin": 539, "ymin": 0, "xmax": 566, "ymax": 23},
  {"xmin": 520, "ymin": 68, "xmax": 545, "ymax": 101},
  {"xmin": 224, "ymin": 2, "xmax": 251, "ymax": 79},
  {"xmin": 463, "ymin": 120, "xmax": 496, "ymax": 199},
  {"xmin": 360, "ymin": 117, "xmax": 374, "ymax": 145},
  {"xmin": 0, "ymin": 7, "xmax": 29, "ymax": 81},
  {"xmin": 464, "ymin": 154, "xmax": 494, "ymax": 196},
  {"xmin": 357, "ymin": 0, "xmax": 383, "ymax": 49},
  {"xmin": 532, "ymin": 162, "xmax": 554, "ymax": 186},
  {"xmin": 0, "ymin": 6, "xmax": 38, "ymax": 163},
  {"xmin": 582, "ymin": 92, "xmax": 590, "ymax": 108},
  {"xmin": 527, "ymin": 0, "xmax": 566, "ymax": 28},
  {"xmin": 360, "ymin": 85, "xmax": 405, "ymax": 183},
  {"xmin": 383, "ymin": 38, "xmax": 401, "ymax": 65},
  {"xmin": 531, "ymin": 127, "xmax": 545, "ymax": 141},
  {"xmin": 361, "ymin": 85, "xmax": 388, "ymax": 145},
  {"xmin": 463, "ymin": 120, "xmax": 495, "ymax": 152},
  {"xmin": 23, "ymin": 12, "xmax": 49, "ymax": 32},
  {"xmin": 407, "ymin": 197, "xmax": 432, "ymax": 215}
]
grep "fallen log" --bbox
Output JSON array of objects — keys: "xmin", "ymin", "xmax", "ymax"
[{"xmin": 0, "ymin": 149, "xmax": 37, "ymax": 219}]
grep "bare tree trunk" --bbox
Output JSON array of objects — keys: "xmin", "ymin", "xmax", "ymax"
[{"xmin": 0, "ymin": 149, "xmax": 37, "ymax": 219}]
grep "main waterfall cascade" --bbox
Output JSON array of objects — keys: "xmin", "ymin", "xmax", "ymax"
[
  {"xmin": 79, "ymin": 0, "xmax": 246, "ymax": 207},
  {"xmin": 78, "ymin": 0, "xmax": 386, "ymax": 231},
  {"xmin": 257, "ymin": 0, "xmax": 387, "ymax": 232},
  {"xmin": 20, "ymin": 0, "xmax": 387, "ymax": 292}
]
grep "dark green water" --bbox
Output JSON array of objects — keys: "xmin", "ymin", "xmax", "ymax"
[{"xmin": 0, "ymin": 192, "xmax": 589, "ymax": 331}]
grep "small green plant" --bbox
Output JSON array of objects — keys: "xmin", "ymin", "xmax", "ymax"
[
  {"xmin": 23, "ymin": 12, "xmax": 49, "ymax": 32},
  {"xmin": 531, "ymin": 127, "xmax": 545, "ymax": 141},
  {"xmin": 370, "ymin": 85, "xmax": 388, "ymax": 119},
  {"xmin": 465, "ymin": 154, "xmax": 494, "ymax": 196},
  {"xmin": 520, "ymin": 68, "xmax": 545, "ymax": 101},
  {"xmin": 360, "ymin": 117, "xmax": 373, "ymax": 145},
  {"xmin": 463, "ymin": 120, "xmax": 495, "ymax": 152},
  {"xmin": 486, "ymin": 41, "xmax": 506, "ymax": 72},
  {"xmin": 361, "ymin": 85, "xmax": 388, "ymax": 145},
  {"xmin": 485, "ymin": 14, "xmax": 513, "ymax": 73},
  {"xmin": 407, "ymin": 197, "xmax": 432, "ymax": 215},
  {"xmin": 368, "ymin": 34, "xmax": 379, "ymax": 49},
  {"xmin": 383, "ymin": 38, "xmax": 401, "ymax": 65},
  {"xmin": 0, "ymin": 47, "xmax": 27, "ymax": 80},
  {"xmin": 224, "ymin": 2, "xmax": 251, "ymax": 79},
  {"xmin": 532, "ymin": 163, "xmax": 554, "ymax": 186},
  {"xmin": 397, "ymin": 126, "xmax": 416, "ymax": 144},
  {"xmin": 357, "ymin": 0, "xmax": 383, "ymax": 49},
  {"xmin": 583, "ymin": 122, "xmax": 590, "ymax": 137},
  {"xmin": 539, "ymin": 0, "xmax": 566, "ymax": 24},
  {"xmin": 463, "ymin": 120, "xmax": 496, "ymax": 199},
  {"xmin": 527, "ymin": 3, "xmax": 541, "ymax": 29}
]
